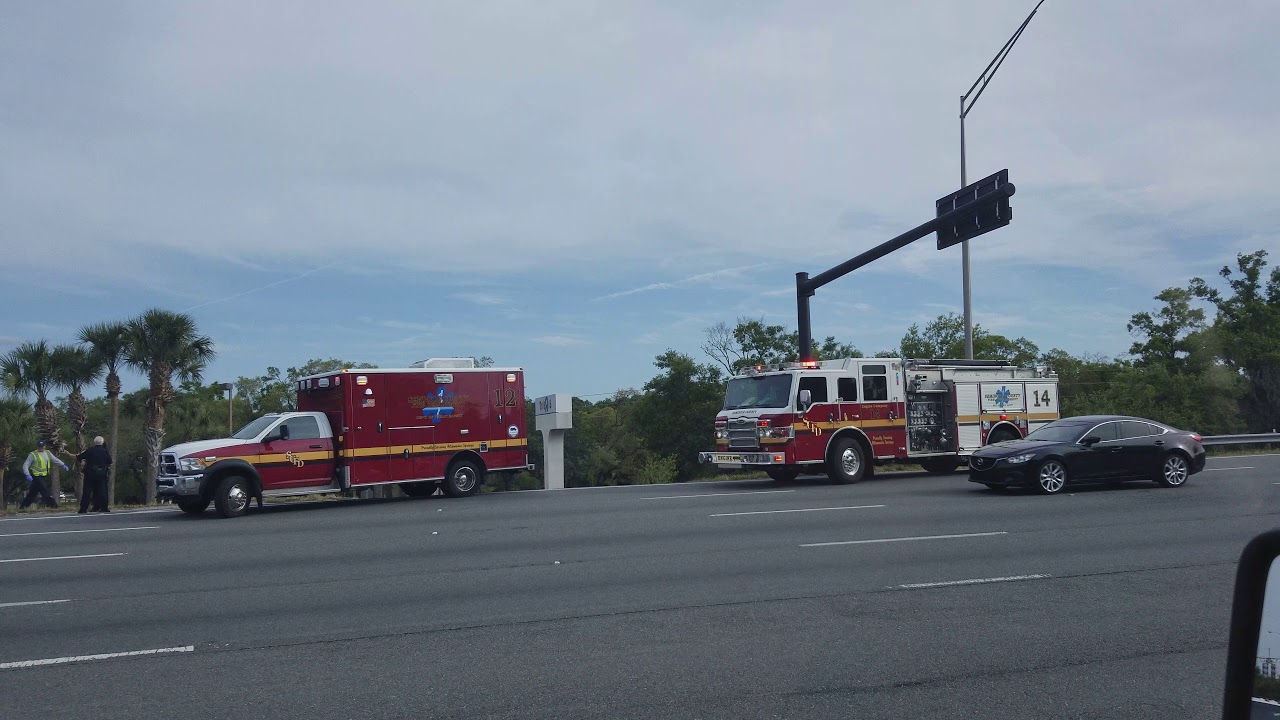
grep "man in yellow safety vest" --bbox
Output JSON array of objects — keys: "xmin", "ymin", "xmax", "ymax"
[{"xmin": 20, "ymin": 439, "xmax": 70, "ymax": 510}]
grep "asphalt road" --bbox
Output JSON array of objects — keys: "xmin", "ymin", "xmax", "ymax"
[{"xmin": 2, "ymin": 454, "xmax": 1278, "ymax": 719}]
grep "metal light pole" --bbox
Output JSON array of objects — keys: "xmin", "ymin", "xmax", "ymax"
[
  {"xmin": 220, "ymin": 382, "xmax": 234, "ymax": 434},
  {"xmin": 959, "ymin": 0, "xmax": 1045, "ymax": 359}
]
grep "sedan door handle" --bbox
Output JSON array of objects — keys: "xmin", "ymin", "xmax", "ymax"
[{"xmin": 1154, "ymin": 440, "xmax": 1165, "ymax": 446}]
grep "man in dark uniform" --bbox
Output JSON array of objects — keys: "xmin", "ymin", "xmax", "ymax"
[{"xmin": 76, "ymin": 436, "xmax": 112, "ymax": 513}]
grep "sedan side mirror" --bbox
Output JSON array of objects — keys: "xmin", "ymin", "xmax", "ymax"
[
  {"xmin": 798, "ymin": 389, "xmax": 812, "ymax": 411},
  {"xmin": 1080, "ymin": 436, "xmax": 1101, "ymax": 447}
]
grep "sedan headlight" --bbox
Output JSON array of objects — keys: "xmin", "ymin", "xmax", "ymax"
[
  {"xmin": 1004, "ymin": 453, "xmax": 1035, "ymax": 465},
  {"xmin": 178, "ymin": 457, "xmax": 204, "ymax": 473}
]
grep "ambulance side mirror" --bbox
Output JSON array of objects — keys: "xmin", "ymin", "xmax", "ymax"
[{"xmin": 798, "ymin": 389, "xmax": 812, "ymax": 411}]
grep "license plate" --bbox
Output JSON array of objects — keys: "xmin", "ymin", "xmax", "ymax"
[{"xmin": 711, "ymin": 454, "xmax": 745, "ymax": 463}]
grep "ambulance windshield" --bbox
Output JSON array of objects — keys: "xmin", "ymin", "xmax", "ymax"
[
  {"xmin": 231, "ymin": 415, "xmax": 280, "ymax": 440},
  {"xmin": 723, "ymin": 375, "xmax": 793, "ymax": 410}
]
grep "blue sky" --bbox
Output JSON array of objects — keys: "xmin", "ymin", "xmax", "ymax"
[{"xmin": 3, "ymin": 1, "xmax": 1278, "ymax": 401}]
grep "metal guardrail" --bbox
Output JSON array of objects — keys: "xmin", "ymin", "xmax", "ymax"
[{"xmin": 1201, "ymin": 433, "xmax": 1280, "ymax": 447}]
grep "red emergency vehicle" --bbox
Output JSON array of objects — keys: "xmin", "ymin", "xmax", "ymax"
[
  {"xmin": 698, "ymin": 357, "xmax": 1059, "ymax": 483},
  {"xmin": 156, "ymin": 360, "xmax": 529, "ymax": 517}
]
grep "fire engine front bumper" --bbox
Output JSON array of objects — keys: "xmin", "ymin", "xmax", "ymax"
[{"xmin": 698, "ymin": 452, "xmax": 785, "ymax": 467}]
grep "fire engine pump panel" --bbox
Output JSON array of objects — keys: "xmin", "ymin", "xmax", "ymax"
[{"xmin": 906, "ymin": 370, "xmax": 953, "ymax": 454}]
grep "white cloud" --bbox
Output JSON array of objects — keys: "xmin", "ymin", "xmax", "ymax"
[
  {"xmin": 592, "ymin": 264, "xmax": 767, "ymax": 301},
  {"xmin": 8, "ymin": 1, "xmax": 1272, "ymax": 289}
]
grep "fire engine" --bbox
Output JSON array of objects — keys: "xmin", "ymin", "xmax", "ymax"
[
  {"xmin": 698, "ymin": 358, "xmax": 1059, "ymax": 482},
  {"xmin": 156, "ymin": 359, "xmax": 529, "ymax": 517}
]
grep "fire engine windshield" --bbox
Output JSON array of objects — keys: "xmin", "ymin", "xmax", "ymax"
[
  {"xmin": 723, "ymin": 375, "xmax": 793, "ymax": 410},
  {"xmin": 231, "ymin": 415, "xmax": 279, "ymax": 440}
]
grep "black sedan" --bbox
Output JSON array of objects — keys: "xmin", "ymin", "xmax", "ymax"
[{"xmin": 967, "ymin": 415, "xmax": 1207, "ymax": 495}]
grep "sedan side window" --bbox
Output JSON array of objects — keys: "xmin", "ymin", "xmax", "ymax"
[
  {"xmin": 1120, "ymin": 420, "xmax": 1158, "ymax": 439},
  {"xmin": 1087, "ymin": 422, "xmax": 1119, "ymax": 442}
]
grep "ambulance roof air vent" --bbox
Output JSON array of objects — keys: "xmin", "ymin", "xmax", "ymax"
[{"xmin": 410, "ymin": 357, "xmax": 477, "ymax": 369}]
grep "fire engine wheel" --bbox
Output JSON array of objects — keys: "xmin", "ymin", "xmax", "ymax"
[
  {"xmin": 765, "ymin": 467, "xmax": 800, "ymax": 483},
  {"xmin": 177, "ymin": 497, "xmax": 209, "ymax": 515},
  {"xmin": 921, "ymin": 457, "xmax": 962, "ymax": 474},
  {"xmin": 987, "ymin": 427, "xmax": 1020, "ymax": 446},
  {"xmin": 826, "ymin": 437, "xmax": 867, "ymax": 485},
  {"xmin": 442, "ymin": 459, "xmax": 483, "ymax": 498},
  {"xmin": 214, "ymin": 475, "xmax": 251, "ymax": 518},
  {"xmin": 399, "ymin": 482, "xmax": 436, "ymax": 498}
]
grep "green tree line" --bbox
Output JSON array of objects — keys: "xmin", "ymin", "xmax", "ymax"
[{"xmin": 3, "ymin": 251, "xmax": 1277, "ymax": 502}]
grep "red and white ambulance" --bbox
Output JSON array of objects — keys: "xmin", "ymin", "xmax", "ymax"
[
  {"xmin": 698, "ymin": 357, "xmax": 1059, "ymax": 483},
  {"xmin": 156, "ymin": 360, "xmax": 529, "ymax": 517}
]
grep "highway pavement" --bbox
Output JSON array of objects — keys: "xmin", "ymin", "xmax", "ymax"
[{"xmin": 2, "ymin": 453, "xmax": 1278, "ymax": 719}]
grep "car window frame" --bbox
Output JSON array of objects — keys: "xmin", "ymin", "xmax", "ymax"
[
  {"xmin": 1119, "ymin": 420, "xmax": 1163, "ymax": 440},
  {"xmin": 1082, "ymin": 421, "xmax": 1120, "ymax": 444}
]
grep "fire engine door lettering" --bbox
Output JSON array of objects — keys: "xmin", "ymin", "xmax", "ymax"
[
  {"xmin": 1032, "ymin": 389, "xmax": 1050, "ymax": 407},
  {"xmin": 284, "ymin": 452, "xmax": 305, "ymax": 468}
]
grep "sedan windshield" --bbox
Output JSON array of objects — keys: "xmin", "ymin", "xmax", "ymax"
[
  {"xmin": 724, "ymin": 375, "xmax": 792, "ymax": 410},
  {"xmin": 231, "ymin": 415, "xmax": 279, "ymax": 440},
  {"xmin": 1024, "ymin": 421, "xmax": 1092, "ymax": 443}
]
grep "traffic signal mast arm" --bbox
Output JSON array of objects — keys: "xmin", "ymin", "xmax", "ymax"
[{"xmin": 795, "ymin": 174, "xmax": 1015, "ymax": 360}]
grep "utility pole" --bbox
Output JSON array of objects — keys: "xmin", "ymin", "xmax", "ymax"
[{"xmin": 959, "ymin": 0, "xmax": 1046, "ymax": 358}]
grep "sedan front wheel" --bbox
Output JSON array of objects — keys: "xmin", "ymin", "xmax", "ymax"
[
  {"xmin": 1035, "ymin": 460, "xmax": 1067, "ymax": 495},
  {"xmin": 1157, "ymin": 453, "xmax": 1190, "ymax": 488}
]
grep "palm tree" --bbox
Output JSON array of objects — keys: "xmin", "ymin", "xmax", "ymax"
[
  {"xmin": 79, "ymin": 321, "xmax": 130, "ymax": 506},
  {"xmin": 0, "ymin": 397, "xmax": 35, "ymax": 509},
  {"xmin": 126, "ymin": 309, "xmax": 215, "ymax": 504},
  {"xmin": 1, "ymin": 340, "xmax": 67, "ymax": 495},
  {"xmin": 52, "ymin": 345, "xmax": 103, "ymax": 500}
]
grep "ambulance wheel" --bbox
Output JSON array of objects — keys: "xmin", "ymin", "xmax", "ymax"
[
  {"xmin": 177, "ymin": 497, "xmax": 209, "ymax": 515},
  {"xmin": 827, "ymin": 437, "xmax": 867, "ymax": 485},
  {"xmin": 442, "ymin": 459, "xmax": 483, "ymax": 498},
  {"xmin": 765, "ymin": 467, "xmax": 800, "ymax": 483},
  {"xmin": 214, "ymin": 475, "xmax": 251, "ymax": 518}
]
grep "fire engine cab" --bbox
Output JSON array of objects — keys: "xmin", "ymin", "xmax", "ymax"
[
  {"xmin": 698, "ymin": 358, "xmax": 1058, "ymax": 483},
  {"xmin": 156, "ymin": 359, "xmax": 529, "ymax": 517}
]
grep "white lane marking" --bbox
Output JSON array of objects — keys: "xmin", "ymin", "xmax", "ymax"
[
  {"xmin": 0, "ymin": 508, "xmax": 180, "ymax": 522},
  {"xmin": 0, "ymin": 553, "xmax": 125, "ymax": 564},
  {"xmin": 1202, "ymin": 467, "xmax": 1255, "ymax": 472},
  {"xmin": 0, "ymin": 600, "xmax": 72, "ymax": 609},
  {"xmin": 643, "ymin": 490, "xmax": 796, "ymax": 500},
  {"xmin": 0, "ymin": 526, "xmax": 158, "ymax": 539},
  {"xmin": 802, "ymin": 531, "xmax": 1008, "ymax": 548},
  {"xmin": 711, "ymin": 504, "xmax": 884, "ymax": 517},
  {"xmin": 0, "ymin": 645, "xmax": 194, "ymax": 670},
  {"xmin": 896, "ymin": 574, "xmax": 1051, "ymax": 590}
]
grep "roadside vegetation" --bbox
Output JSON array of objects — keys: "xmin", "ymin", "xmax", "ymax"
[{"xmin": 3, "ymin": 251, "xmax": 1276, "ymax": 506}]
